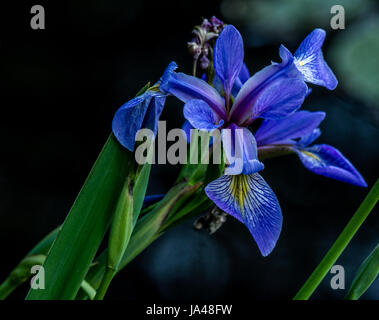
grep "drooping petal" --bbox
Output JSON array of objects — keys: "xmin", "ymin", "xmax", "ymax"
[
  {"xmin": 205, "ymin": 173, "xmax": 283, "ymax": 256},
  {"xmin": 113, "ymin": 62, "xmax": 175, "ymax": 151},
  {"xmin": 214, "ymin": 25, "xmax": 244, "ymax": 100},
  {"xmin": 160, "ymin": 71, "xmax": 226, "ymax": 118},
  {"xmin": 295, "ymin": 144, "xmax": 367, "ymax": 187},
  {"xmin": 112, "ymin": 91, "xmax": 153, "ymax": 151},
  {"xmin": 142, "ymin": 94, "xmax": 166, "ymax": 134},
  {"xmin": 183, "ymin": 99, "xmax": 224, "ymax": 130},
  {"xmin": 222, "ymin": 124, "xmax": 264, "ymax": 175},
  {"xmin": 294, "ymin": 28, "xmax": 338, "ymax": 90},
  {"xmin": 230, "ymin": 45, "xmax": 306, "ymax": 125},
  {"xmin": 297, "ymin": 128, "xmax": 321, "ymax": 147},
  {"xmin": 255, "ymin": 110, "xmax": 325, "ymax": 146}
]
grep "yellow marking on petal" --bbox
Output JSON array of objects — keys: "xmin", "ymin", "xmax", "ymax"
[
  {"xmin": 301, "ymin": 150, "xmax": 321, "ymax": 162},
  {"xmin": 298, "ymin": 60, "xmax": 306, "ymax": 66},
  {"xmin": 230, "ymin": 175, "xmax": 251, "ymax": 217}
]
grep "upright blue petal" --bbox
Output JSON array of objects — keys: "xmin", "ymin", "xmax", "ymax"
[
  {"xmin": 183, "ymin": 99, "xmax": 224, "ymax": 130},
  {"xmin": 230, "ymin": 45, "xmax": 306, "ymax": 125},
  {"xmin": 214, "ymin": 25, "xmax": 244, "ymax": 101},
  {"xmin": 222, "ymin": 124, "xmax": 264, "ymax": 175},
  {"xmin": 159, "ymin": 61, "xmax": 178, "ymax": 92},
  {"xmin": 231, "ymin": 77, "xmax": 243, "ymax": 97},
  {"xmin": 255, "ymin": 110, "xmax": 325, "ymax": 146},
  {"xmin": 213, "ymin": 62, "xmax": 250, "ymax": 97},
  {"xmin": 294, "ymin": 29, "xmax": 338, "ymax": 90},
  {"xmin": 205, "ymin": 173, "xmax": 283, "ymax": 256},
  {"xmin": 250, "ymin": 77, "xmax": 308, "ymax": 121},
  {"xmin": 239, "ymin": 63, "xmax": 250, "ymax": 83},
  {"xmin": 160, "ymin": 71, "xmax": 226, "ymax": 119},
  {"xmin": 231, "ymin": 63, "xmax": 251, "ymax": 96},
  {"xmin": 112, "ymin": 91, "xmax": 155, "ymax": 151},
  {"xmin": 295, "ymin": 144, "xmax": 367, "ymax": 187}
]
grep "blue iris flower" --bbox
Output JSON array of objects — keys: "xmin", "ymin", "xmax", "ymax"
[
  {"xmin": 255, "ymin": 110, "xmax": 367, "ymax": 187},
  {"xmin": 112, "ymin": 62, "xmax": 177, "ymax": 151},
  {"xmin": 161, "ymin": 25, "xmax": 366, "ymax": 256}
]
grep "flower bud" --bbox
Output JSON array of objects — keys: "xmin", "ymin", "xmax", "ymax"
[{"xmin": 187, "ymin": 16, "xmax": 225, "ymax": 70}]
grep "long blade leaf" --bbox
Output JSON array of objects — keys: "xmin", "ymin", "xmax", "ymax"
[
  {"xmin": 345, "ymin": 244, "xmax": 379, "ymax": 300},
  {"xmin": 26, "ymin": 134, "xmax": 133, "ymax": 300}
]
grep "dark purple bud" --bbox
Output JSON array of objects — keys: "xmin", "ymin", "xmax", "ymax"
[
  {"xmin": 200, "ymin": 55, "xmax": 210, "ymax": 69},
  {"xmin": 201, "ymin": 18, "xmax": 212, "ymax": 31},
  {"xmin": 210, "ymin": 16, "xmax": 224, "ymax": 33},
  {"xmin": 188, "ymin": 16, "xmax": 225, "ymax": 70},
  {"xmin": 188, "ymin": 41, "xmax": 202, "ymax": 59}
]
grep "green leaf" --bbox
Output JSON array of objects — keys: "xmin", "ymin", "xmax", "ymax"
[
  {"xmin": 119, "ymin": 182, "xmax": 197, "ymax": 268},
  {"xmin": 107, "ymin": 177, "xmax": 134, "ymax": 270},
  {"xmin": 26, "ymin": 134, "xmax": 134, "ymax": 300},
  {"xmin": 27, "ymin": 227, "xmax": 61, "ymax": 256},
  {"xmin": 345, "ymin": 244, "xmax": 379, "ymax": 300},
  {"xmin": 132, "ymin": 163, "xmax": 152, "ymax": 225},
  {"xmin": 0, "ymin": 254, "xmax": 45, "ymax": 299},
  {"xmin": 161, "ymin": 190, "xmax": 212, "ymax": 231},
  {"xmin": 77, "ymin": 182, "xmax": 201, "ymax": 298}
]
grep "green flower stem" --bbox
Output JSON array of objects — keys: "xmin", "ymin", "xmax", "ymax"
[
  {"xmin": 257, "ymin": 145, "xmax": 294, "ymax": 161},
  {"xmin": 94, "ymin": 267, "xmax": 116, "ymax": 300},
  {"xmin": 94, "ymin": 176, "xmax": 134, "ymax": 300},
  {"xmin": 80, "ymin": 280, "xmax": 97, "ymax": 300},
  {"xmin": 77, "ymin": 182, "xmax": 204, "ymax": 299},
  {"xmin": 0, "ymin": 278, "xmax": 18, "ymax": 299},
  {"xmin": 92, "ymin": 182, "xmax": 201, "ymax": 300},
  {"xmin": 294, "ymin": 179, "xmax": 379, "ymax": 300}
]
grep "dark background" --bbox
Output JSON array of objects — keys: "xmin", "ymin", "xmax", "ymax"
[{"xmin": 1, "ymin": 0, "xmax": 378, "ymax": 300}]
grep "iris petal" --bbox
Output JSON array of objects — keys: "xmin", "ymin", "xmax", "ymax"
[
  {"xmin": 205, "ymin": 173, "xmax": 283, "ymax": 256},
  {"xmin": 142, "ymin": 95, "xmax": 166, "ymax": 134},
  {"xmin": 214, "ymin": 25, "xmax": 244, "ymax": 100},
  {"xmin": 295, "ymin": 144, "xmax": 367, "ymax": 187},
  {"xmin": 160, "ymin": 71, "xmax": 226, "ymax": 118},
  {"xmin": 222, "ymin": 124, "xmax": 264, "ymax": 175},
  {"xmin": 294, "ymin": 29, "xmax": 338, "ymax": 90},
  {"xmin": 230, "ymin": 45, "xmax": 306, "ymax": 124},
  {"xmin": 183, "ymin": 99, "xmax": 224, "ymax": 130},
  {"xmin": 182, "ymin": 120, "xmax": 194, "ymax": 143},
  {"xmin": 239, "ymin": 63, "xmax": 250, "ymax": 83},
  {"xmin": 297, "ymin": 128, "xmax": 321, "ymax": 147},
  {"xmin": 231, "ymin": 63, "xmax": 250, "ymax": 96},
  {"xmin": 113, "ymin": 62, "xmax": 175, "ymax": 151},
  {"xmin": 255, "ymin": 110, "xmax": 325, "ymax": 146},
  {"xmin": 112, "ymin": 92, "xmax": 154, "ymax": 151},
  {"xmin": 252, "ymin": 77, "xmax": 308, "ymax": 120},
  {"xmin": 159, "ymin": 61, "xmax": 178, "ymax": 92}
]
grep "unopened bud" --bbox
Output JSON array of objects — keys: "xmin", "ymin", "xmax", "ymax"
[{"xmin": 188, "ymin": 16, "xmax": 225, "ymax": 70}]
